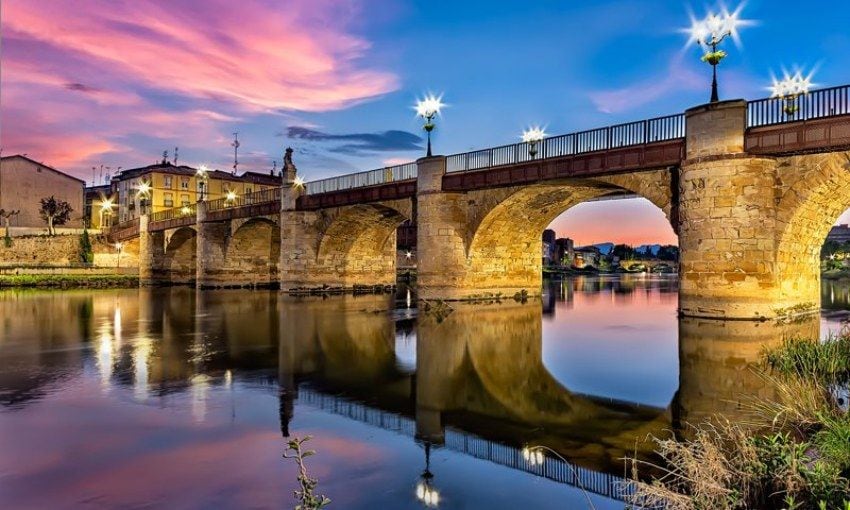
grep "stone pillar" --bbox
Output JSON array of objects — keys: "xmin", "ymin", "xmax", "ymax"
[
  {"xmin": 195, "ymin": 201, "xmax": 230, "ymax": 288},
  {"xmin": 138, "ymin": 214, "xmax": 164, "ymax": 285},
  {"xmin": 279, "ymin": 169, "xmax": 318, "ymax": 291},
  {"xmin": 415, "ymin": 156, "xmax": 471, "ymax": 300},
  {"xmin": 675, "ymin": 316, "xmax": 819, "ymax": 433},
  {"xmin": 679, "ymin": 100, "xmax": 782, "ymax": 319}
]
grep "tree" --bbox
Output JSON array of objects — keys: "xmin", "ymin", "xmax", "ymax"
[
  {"xmin": 39, "ymin": 196, "xmax": 73, "ymax": 236},
  {"xmin": 0, "ymin": 209, "xmax": 20, "ymax": 247},
  {"xmin": 612, "ymin": 244, "xmax": 635, "ymax": 260},
  {"xmin": 79, "ymin": 228, "xmax": 94, "ymax": 264}
]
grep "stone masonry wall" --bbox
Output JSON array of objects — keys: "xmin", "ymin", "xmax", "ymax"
[{"xmin": 0, "ymin": 233, "xmax": 139, "ymax": 269}]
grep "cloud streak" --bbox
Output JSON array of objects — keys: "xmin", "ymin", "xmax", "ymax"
[
  {"xmin": 286, "ymin": 126, "xmax": 422, "ymax": 155},
  {"xmin": 0, "ymin": 0, "xmax": 399, "ymax": 178}
]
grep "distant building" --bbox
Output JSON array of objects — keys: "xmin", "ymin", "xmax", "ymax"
[
  {"xmin": 828, "ymin": 224, "xmax": 850, "ymax": 243},
  {"xmin": 555, "ymin": 237, "xmax": 574, "ymax": 266},
  {"xmin": 112, "ymin": 160, "xmax": 280, "ymax": 223},
  {"xmin": 542, "ymin": 229, "xmax": 557, "ymax": 265},
  {"xmin": 573, "ymin": 246, "xmax": 601, "ymax": 268},
  {"xmin": 84, "ymin": 184, "xmax": 114, "ymax": 229},
  {"xmin": 0, "ymin": 155, "xmax": 86, "ymax": 229}
]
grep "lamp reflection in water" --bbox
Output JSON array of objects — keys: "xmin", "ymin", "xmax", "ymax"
[{"xmin": 415, "ymin": 442, "xmax": 440, "ymax": 507}]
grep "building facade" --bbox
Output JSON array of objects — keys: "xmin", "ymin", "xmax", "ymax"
[
  {"xmin": 827, "ymin": 224, "xmax": 850, "ymax": 243},
  {"xmin": 112, "ymin": 161, "xmax": 280, "ymax": 223},
  {"xmin": 0, "ymin": 155, "xmax": 86, "ymax": 230}
]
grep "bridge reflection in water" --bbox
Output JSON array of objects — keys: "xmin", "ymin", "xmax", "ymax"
[{"xmin": 0, "ymin": 280, "xmax": 833, "ymax": 508}]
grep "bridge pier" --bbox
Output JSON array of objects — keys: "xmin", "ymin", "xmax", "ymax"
[
  {"xmin": 138, "ymin": 214, "xmax": 164, "ymax": 285},
  {"xmin": 195, "ymin": 201, "xmax": 231, "ymax": 288},
  {"xmin": 678, "ymin": 100, "xmax": 820, "ymax": 320}
]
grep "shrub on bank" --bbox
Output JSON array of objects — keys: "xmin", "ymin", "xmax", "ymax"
[{"xmin": 629, "ymin": 333, "xmax": 850, "ymax": 510}]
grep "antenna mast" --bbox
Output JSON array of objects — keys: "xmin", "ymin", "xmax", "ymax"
[
  {"xmin": 174, "ymin": 146, "xmax": 179, "ymax": 165},
  {"xmin": 231, "ymin": 133, "xmax": 240, "ymax": 175}
]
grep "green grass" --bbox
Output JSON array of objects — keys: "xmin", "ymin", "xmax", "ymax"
[
  {"xmin": 765, "ymin": 335, "xmax": 850, "ymax": 385},
  {"xmin": 0, "ymin": 274, "xmax": 138, "ymax": 288}
]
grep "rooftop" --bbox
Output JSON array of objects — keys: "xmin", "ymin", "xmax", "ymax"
[{"xmin": 0, "ymin": 154, "xmax": 87, "ymax": 184}]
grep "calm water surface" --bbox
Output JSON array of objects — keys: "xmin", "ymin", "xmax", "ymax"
[{"xmin": 1, "ymin": 276, "xmax": 848, "ymax": 509}]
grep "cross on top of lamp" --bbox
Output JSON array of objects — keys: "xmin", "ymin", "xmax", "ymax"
[
  {"xmin": 521, "ymin": 126, "xmax": 547, "ymax": 159},
  {"xmin": 415, "ymin": 94, "xmax": 445, "ymax": 157},
  {"xmin": 684, "ymin": 4, "xmax": 752, "ymax": 103},
  {"xmin": 770, "ymin": 69, "xmax": 815, "ymax": 117}
]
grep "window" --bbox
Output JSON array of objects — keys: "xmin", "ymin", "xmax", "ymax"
[
  {"xmin": 181, "ymin": 194, "xmax": 190, "ymax": 206},
  {"xmin": 164, "ymin": 176, "xmax": 173, "ymax": 188},
  {"xmin": 181, "ymin": 178, "xmax": 189, "ymax": 189},
  {"xmin": 164, "ymin": 193, "xmax": 174, "ymax": 208},
  {"xmin": 246, "ymin": 187, "xmax": 252, "ymax": 194}
]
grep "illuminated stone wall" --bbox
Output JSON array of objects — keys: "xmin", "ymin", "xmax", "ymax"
[
  {"xmin": 679, "ymin": 99, "xmax": 850, "ymax": 319},
  {"xmin": 416, "ymin": 155, "xmax": 675, "ymax": 300},
  {"xmin": 279, "ymin": 191, "xmax": 412, "ymax": 291}
]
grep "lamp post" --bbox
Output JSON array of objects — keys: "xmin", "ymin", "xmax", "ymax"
[
  {"xmin": 196, "ymin": 165, "xmax": 210, "ymax": 201},
  {"xmin": 99, "ymin": 198, "xmax": 114, "ymax": 230},
  {"xmin": 684, "ymin": 5, "xmax": 751, "ymax": 103},
  {"xmin": 770, "ymin": 69, "xmax": 814, "ymax": 117},
  {"xmin": 114, "ymin": 242, "xmax": 123, "ymax": 268},
  {"xmin": 415, "ymin": 94, "xmax": 446, "ymax": 157},
  {"xmin": 225, "ymin": 190, "xmax": 237, "ymax": 205},
  {"xmin": 521, "ymin": 126, "xmax": 547, "ymax": 159},
  {"xmin": 415, "ymin": 442, "xmax": 440, "ymax": 507},
  {"xmin": 137, "ymin": 181, "xmax": 151, "ymax": 216}
]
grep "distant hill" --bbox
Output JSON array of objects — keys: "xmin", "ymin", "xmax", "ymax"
[
  {"xmin": 635, "ymin": 244, "xmax": 662, "ymax": 256},
  {"xmin": 591, "ymin": 242, "xmax": 614, "ymax": 255}
]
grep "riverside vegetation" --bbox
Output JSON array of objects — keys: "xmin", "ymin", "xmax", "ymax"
[{"xmin": 629, "ymin": 332, "xmax": 850, "ymax": 510}]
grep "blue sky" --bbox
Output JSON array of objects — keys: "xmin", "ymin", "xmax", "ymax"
[{"xmin": 3, "ymin": 0, "xmax": 849, "ymax": 243}]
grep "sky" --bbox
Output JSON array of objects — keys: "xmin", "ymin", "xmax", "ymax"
[{"xmin": 2, "ymin": 0, "xmax": 850, "ymax": 245}]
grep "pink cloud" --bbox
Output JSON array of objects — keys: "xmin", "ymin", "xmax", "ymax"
[
  {"xmin": 0, "ymin": 0, "xmax": 399, "ymax": 178},
  {"xmin": 2, "ymin": 0, "xmax": 397, "ymax": 113},
  {"xmin": 588, "ymin": 54, "xmax": 704, "ymax": 114}
]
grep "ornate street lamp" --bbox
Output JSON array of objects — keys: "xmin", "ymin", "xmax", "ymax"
[
  {"xmin": 137, "ymin": 181, "xmax": 151, "ymax": 215},
  {"xmin": 99, "ymin": 197, "xmax": 114, "ymax": 229},
  {"xmin": 415, "ymin": 94, "xmax": 446, "ymax": 157},
  {"xmin": 521, "ymin": 126, "xmax": 547, "ymax": 159},
  {"xmin": 196, "ymin": 165, "xmax": 210, "ymax": 201},
  {"xmin": 415, "ymin": 442, "xmax": 440, "ymax": 507},
  {"xmin": 684, "ymin": 4, "xmax": 752, "ymax": 103},
  {"xmin": 770, "ymin": 69, "xmax": 815, "ymax": 117},
  {"xmin": 225, "ymin": 189, "xmax": 238, "ymax": 205}
]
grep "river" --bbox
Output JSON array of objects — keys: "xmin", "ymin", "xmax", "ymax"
[{"xmin": 1, "ymin": 276, "xmax": 847, "ymax": 509}]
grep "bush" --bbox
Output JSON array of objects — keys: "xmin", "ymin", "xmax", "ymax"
[{"xmin": 79, "ymin": 229, "xmax": 94, "ymax": 264}]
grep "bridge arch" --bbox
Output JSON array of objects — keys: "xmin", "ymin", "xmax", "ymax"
[
  {"xmin": 314, "ymin": 202, "xmax": 411, "ymax": 287},
  {"xmin": 774, "ymin": 151, "xmax": 850, "ymax": 310},
  {"xmin": 462, "ymin": 171, "xmax": 675, "ymax": 297},
  {"xmin": 163, "ymin": 226, "xmax": 197, "ymax": 284},
  {"xmin": 225, "ymin": 217, "xmax": 281, "ymax": 286}
]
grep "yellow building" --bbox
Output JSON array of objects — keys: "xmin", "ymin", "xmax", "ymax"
[{"xmin": 112, "ymin": 161, "xmax": 280, "ymax": 223}]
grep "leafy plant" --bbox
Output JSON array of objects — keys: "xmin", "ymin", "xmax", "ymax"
[
  {"xmin": 283, "ymin": 436, "xmax": 330, "ymax": 510},
  {"xmin": 39, "ymin": 196, "xmax": 73, "ymax": 236}
]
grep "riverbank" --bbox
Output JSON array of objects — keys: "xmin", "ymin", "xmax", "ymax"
[
  {"xmin": 823, "ymin": 268, "xmax": 850, "ymax": 280},
  {"xmin": 630, "ymin": 333, "xmax": 850, "ymax": 509},
  {"xmin": 0, "ymin": 274, "xmax": 139, "ymax": 288}
]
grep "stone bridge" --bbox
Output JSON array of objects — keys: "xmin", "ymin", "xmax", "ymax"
[{"xmin": 115, "ymin": 86, "xmax": 850, "ymax": 320}]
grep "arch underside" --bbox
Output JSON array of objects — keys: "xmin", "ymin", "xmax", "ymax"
[
  {"xmin": 314, "ymin": 203, "xmax": 409, "ymax": 287},
  {"xmin": 225, "ymin": 218, "xmax": 281, "ymax": 285},
  {"xmin": 460, "ymin": 176, "xmax": 675, "ymax": 297},
  {"xmin": 775, "ymin": 152, "xmax": 850, "ymax": 309},
  {"xmin": 163, "ymin": 227, "xmax": 197, "ymax": 284}
]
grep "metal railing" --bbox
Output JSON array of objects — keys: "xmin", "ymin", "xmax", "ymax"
[
  {"xmin": 297, "ymin": 386, "xmax": 629, "ymax": 501},
  {"xmin": 206, "ymin": 187, "xmax": 281, "ymax": 212},
  {"xmin": 305, "ymin": 162, "xmax": 417, "ymax": 194},
  {"xmin": 446, "ymin": 113, "xmax": 685, "ymax": 173},
  {"xmin": 106, "ymin": 217, "xmax": 140, "ymax": 241},
  {"xmin": 150, "ymin": 203, "xmax": 196, "ymax": 223},
  {"xmin": 747, "ymin": 84, "xmax": 850, "ymax": 128}
]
